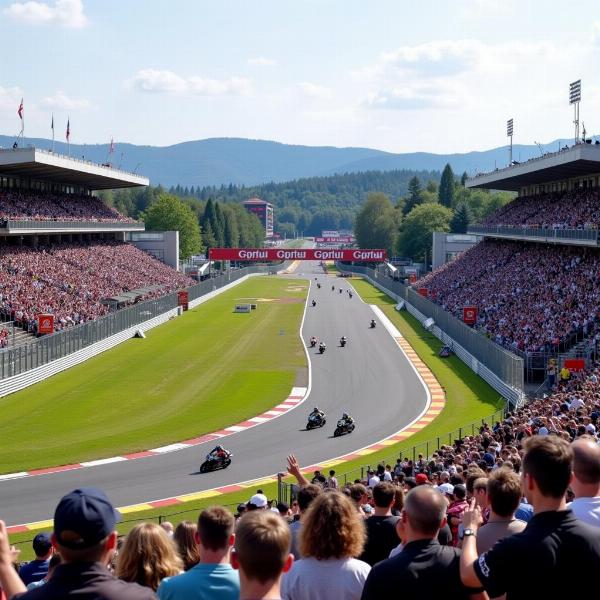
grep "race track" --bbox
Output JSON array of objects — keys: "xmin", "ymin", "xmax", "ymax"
[{"xmin": 0, "ymin": 261, "xmax": 428, "ymax": 526}]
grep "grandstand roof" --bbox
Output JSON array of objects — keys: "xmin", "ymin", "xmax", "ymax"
[
  {"xmin": 466, "ymin": 143, "xmax": 600, "ymax": 191},
  {"xmin": 0, "ymin": 147, "xmax": 149, "ymax": 190},
  {"xmin": 242, "ymin": 197, "xmax": 273, "ymax": 206}
]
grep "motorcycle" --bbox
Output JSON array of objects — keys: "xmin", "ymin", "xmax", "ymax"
[
  {"xmin": 306, "ymin": 413, "xmax": 326, "ymax": 430},
  {"xmin": 370, "ymin": 320, "xmax": 376, "ymax": 329},
  {"xmin": 331, "ymin": 285, "xmax": 335, "ymax": 291},
  {"xmin": 340, "ymin": 338, "xmax": 347, "ymax": 347},
  {"xmin": 317, "ymin": 283, "xmax": 321, "ymax": 289},
  {"xmin": 319, "ymin": 344, "xmax": 326, "ymax": 354},
  {"xmin": 200, "ymin": 453, "xmax": 232, "ymax": 473},
  {"xmin": 310, "ymin": 338, "xmax": 317, "ymax": 348},
  {"xmin": 334, "ymin": 419, "xmax": 355, "ymax": 437},
  {"xmin": 312, "ymin": 299, "xmax": 317, "ymax": 307}
]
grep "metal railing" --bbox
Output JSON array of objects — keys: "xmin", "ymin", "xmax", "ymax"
[
  {"xmin": 337, "ymin": 264, "xmax": 524, "ymax": 391},
  {"xmin": 468, "ymin": 225, "xmax": 599, "ymax": 245},
  {"xmin": 2, "ymin": 220, "xmax": 144, "ymax": 231},
  {"xmin": 0, "ymin": 264, "xmax": 281, "ymax": 380}
]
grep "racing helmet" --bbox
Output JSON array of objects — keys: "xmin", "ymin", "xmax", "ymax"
[{"xmin": 343, "ymin": 413, "xmax": 349, "ymax": 419}]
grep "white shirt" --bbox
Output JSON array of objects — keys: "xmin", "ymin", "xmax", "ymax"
[
  {"xmin": 367, "ymin": 475, "xmax": 380, "ymax": 488},
  {"xmin": 570, "ymin": 497, "xmax": 600, "ymax": 527},
  {"xmin": 382, "ymin": 471, "xmax": 393, "ymax": 482},
  {"xmin": 282, "ymin": 557, "xmax": 370, "ymax": 600}
]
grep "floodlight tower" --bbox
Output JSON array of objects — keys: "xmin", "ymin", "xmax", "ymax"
[
  {"xmin": 507, "ymin": 118, "xmax": 514, "ymax": 165},
  {"xmin": 569, "ymin": 79, "xmax": 581, "ymax": 144}
]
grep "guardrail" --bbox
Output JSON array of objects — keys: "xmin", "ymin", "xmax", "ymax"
[
  {"xmin": 337, "ymin": 264, "xmax": 524, "ymax": 393},
  {"xmin": 468, "ymin": 225, "xmax": 599, "ymax": 245},
  {"xmin": 0, "ymin": 264, "xmax": 281, "ymax": 381},
  {"xmin": 1, "ymin": 220, "xmax": 145, "ymax": 231}
]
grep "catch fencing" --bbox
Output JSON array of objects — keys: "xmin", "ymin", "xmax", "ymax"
[
  {"xmin": 0, "ymin": 264, "xmax": 281, "ymax": 383},
  {"xmin": 337, "ymin": 263, "xmax": 524, "ymax": 403}
]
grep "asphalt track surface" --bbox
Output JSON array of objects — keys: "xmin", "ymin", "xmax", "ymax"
[{"xmin": 0, "ymin": 261, "xmax": 427, "ymax": 526}]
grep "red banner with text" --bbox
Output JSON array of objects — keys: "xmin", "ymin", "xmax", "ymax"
[
  {"xmin": 463, "ymin": 306, "xmax": 478, "ymax": 325},
  {"xmin": 418, "ymin": 287, "xmax": 428, "ymax": 298},
  {"xmin": 178, "ymin": 290, "xmax": 189, "ymax": 311},
  {"xmin": 38, "ymin": 313, "xmax": 54, "ymax": 334},
  {"xmin": 208, "ymin": 248, "xmax": 387, "ymax": 262}
]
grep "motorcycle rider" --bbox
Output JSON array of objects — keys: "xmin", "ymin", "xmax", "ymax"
[
  {"xmin": 340, "ymin": 335, "xmax": 347, "ymax": 346},
  {"xmin": 209, "ymin": 445, "xmax": 229, "ymax": 461},
  {"xmin": 341, "ymin": 412, "xmax": 354, "ymax": 427},
  {"xmin": 309, "ymin": 406, "xmax": 324, "ymax": 422},
  {"xmin": 319, "ymin": 341, "xmax": 326, "ymax": 353},
  {"xmin": 370, "ymin": 319, "xmax": 376, "ymax": 328},
  {"xmin": 309, "ymin": 335, "xmax": 318, "ymax": 347},
  {"xmin": 312, "ymin": 299, "xmax": 317, "ymax": 307}
]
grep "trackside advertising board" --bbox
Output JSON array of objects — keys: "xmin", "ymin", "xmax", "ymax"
[{"xmin": 208, "ymin": 248, "xmax": 387, "ymax": 262}]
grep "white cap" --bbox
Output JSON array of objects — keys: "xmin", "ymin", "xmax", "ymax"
[
  {"xmin": 538, "ymin": 427, "xmax": 549, "ymax": 436},
  {"xmin": 248, "ymin": 493, "xmax": 268, "ymax": 508},
  {"xmin": 438, "ymin": 483, "xmax": 454, "ymax": 495}
]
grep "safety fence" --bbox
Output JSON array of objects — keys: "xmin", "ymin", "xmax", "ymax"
[
  {"xmin": 336, "ymin": 263, "xmax": 524, "ymax": 396},
  {"xmin": 468, "ymin": 225, "xmax": 599, "ymax": 246},
  {"xmin": 0, "ymin": 264, "xmax": 281, "ymax": 382}
]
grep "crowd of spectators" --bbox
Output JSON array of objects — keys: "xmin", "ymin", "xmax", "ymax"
[
  {"xmin": 481, "ymin": 187, "xmax": 600, "ymax": 230},
  {"xmin": 0, "ymin": 241, "xmax": 194, "ymax": 333},
  {"xmin": 0, "ymin": 190, "xmax": 135, "ymax": 223},
  {"xmin": 417, "ymin": 240, "xmax": 600, "ymax": 352}
]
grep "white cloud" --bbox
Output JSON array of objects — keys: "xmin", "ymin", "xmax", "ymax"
[
  {"xmin": 299, "ymin": 82, "xmax": 333, "ymax": 100},
  {"xmin": 365, "ymin": 84, "xmax": 461, "ymax": 111},
  {"xmin": 247, "ymin": 56, "xmax": 278, "ymax": 67},
  {"xmin": 0, "ymin": 86, "xmax": 23, "ymax": 110},
  {"xmin": 459, "ymin": 0, "xmax": 515, "ymax": 19},
  {"xmin": 41, "ymin": 90, "xmax": 93, "ymax": 110},
  {"xmin": 131, "ymin": 69, "xmax": 251, "ymax": 96},
  {"xmin": 3, "ymin": 0, "xmax": 88, "ymax": 28},
  {"xmin": 592, "ymin": 21, "xmax": 600, "ymax": 45}
]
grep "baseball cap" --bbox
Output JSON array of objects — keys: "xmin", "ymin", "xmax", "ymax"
[
  {"xmin": 248, "ymin": 493, "xmax": 268, "ymax": 508},
  {"xmin": 438, "ymin": 483, "xmax": 454, "ymax": 495},
  {"xmin": 415, "ymin": 473, "xmax": 429, "ymax": 485},
  {"xmin": 538, "ymin": 426, "xmax": 549, "ymax": 436},
  {"xmin": 54, "ymin": 488, "xmax": 121, "ymax": 549},
  {"xmin": 32, "ymin": 532, "xmax": 52, "ymax": 556}
]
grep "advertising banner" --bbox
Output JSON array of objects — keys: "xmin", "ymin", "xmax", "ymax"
[
  {"xmin": 564, "ymin": 358, "xmax": 585, "ymax": 372},
  {"xmin": 418, "ymin": 287, "xmax": 428, "ymax": 298},
  {"xmin": 315, "ymin": 236, "xmax": 355, "ymax": 243},
  {"xmin": 208, "ymin": 248, "xmax": 387, "ymax": 262},
  {"xmin": 38, "ymin": 313, "xmax": 54, "ymax": 334},
  {"xmin": 463, "ymin": 306, "xmax": 478, "ymax": 325}
]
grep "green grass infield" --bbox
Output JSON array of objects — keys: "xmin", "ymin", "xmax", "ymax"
[{"xmin": 0, "ymin": 276, "xmax": 308, "ymax": 474}]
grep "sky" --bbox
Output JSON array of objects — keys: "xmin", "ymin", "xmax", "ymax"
[{"xmin": 1, "ymin": 0, "xmax": 600, "ymax": 154}]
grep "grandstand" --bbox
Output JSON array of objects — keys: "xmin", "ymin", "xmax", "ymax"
[
  {"xmin": 418, "ymin": 142, "xmax": 600, "ymax": 383},
  {"xmin": 0, "ymin": 147, "xmax": 193, "ymax": 344}
]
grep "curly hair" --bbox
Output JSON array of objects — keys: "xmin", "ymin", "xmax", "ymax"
[
  {"xmin": 173, "ymin": 520, "xmax": 200, "ymax": 571},
  {"xmin": 299, "ymin": 491, "xmax": 365, "ymax": 560},
  {"xmin": 116, "ymin": 523, "xmax": 182, "ymax": 591}
]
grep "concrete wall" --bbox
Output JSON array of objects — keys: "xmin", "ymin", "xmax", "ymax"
[{"xmin": 128, "ymin": 230, "xmax": 179, "ymax": 270}]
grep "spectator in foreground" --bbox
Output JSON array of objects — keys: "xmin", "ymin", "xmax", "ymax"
[
  {"xmin": 18, "ymin": 533, "xmax": 52, "ymax": 586},
  {"xmin": 156, "ymin": 506, "xmax": 239, "ymax": 600},
  {"xmin": 232, "ymin": 510, "xmax": 293, "ymax": 600},
  {"xmin": 289, "ymin": 485, "xmax": 322, "ymax": 560},
  {"xmin": 0, "ymin": 487, "xmax": 156, "ymax": 599},
  {"xmin": 570, "ymin": 436, "xmax": 600, "ymax": 527},
  {"xmin": 173, "ymin": 521, "xmax": 200, "ymax": 571},
  {"xmin": 460, "ymin": 435, "xmax": 600, "ymax": 599},
  {"xmin": 476, "ymin": 468, "xmax": 526, "ymax": 554},
  {"xmin": 282, "ymin": 491, "xmax": 370, "ymax": 600},
  {"xmin": 359, "ymin": 482, "xmax": 400, "ymax": 566},
  {"xmin": 116, "ymin": 523, "xmax": 182, "ymax": 591},
  {"xmin": 26, "ymin": 554, "xmax": 61, "ymax": 591},
  {"xmin": 361, "ymin": 486, "xmax": 484, "ymax": 600}
]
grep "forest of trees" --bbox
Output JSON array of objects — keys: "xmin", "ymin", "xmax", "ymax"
[
  {"xmin": 100, "ymin": 165, "xmax": 513, "ymax": 262},
  {"xmin": 354, "ymin": 164, "xmax": 514, "ymax": 263}
]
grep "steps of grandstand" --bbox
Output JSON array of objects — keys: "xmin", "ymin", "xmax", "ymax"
[{"xmin": 0, "ymin": 323, "xmax": 36, "ymax": 350}]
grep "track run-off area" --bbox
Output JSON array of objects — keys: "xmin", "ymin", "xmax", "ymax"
[{"xmin": 0, "ymin": 261, "xmax": 430, "ymax": 527}]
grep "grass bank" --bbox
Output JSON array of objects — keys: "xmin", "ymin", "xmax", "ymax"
[{"xmin": 0, "ymin": 277, "xmax": 307, "ymax": 474}]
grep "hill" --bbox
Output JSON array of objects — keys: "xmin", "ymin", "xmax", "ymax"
[{"xmin": 0, "ymin": 135, "xmax": 567, "ymax": 188}]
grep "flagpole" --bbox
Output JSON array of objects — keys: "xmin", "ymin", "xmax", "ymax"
[{"xmin": 51, "ymin": 114, "xmax": 55, "ymax": 153}]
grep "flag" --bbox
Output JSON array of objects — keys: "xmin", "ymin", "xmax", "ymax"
[
  {"xmin": 109, "ymin": 137, "xmax": 114, "ymax": 154},
  {"xmin": 17, "ymin": 99, "xmax": 23, "ymax": 120},
  {"xmin": 51, "ymin": 114, "xmax": 54, "ymax": 132},
  {"xmin": 66, "ymin": 118, "xmax": 70, "ymax": 141}
]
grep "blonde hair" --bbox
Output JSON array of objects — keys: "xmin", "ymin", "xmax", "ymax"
[
  {"xmin": 116, "ymin": 523, "xmax": 182, "ymax": 591},
  {"xmin": 299, "ymin": 491, "xmax": 365, "ymax": 559},
  {"xmin": 173, "ymin": 520, "xmax": 200, "ymax": 571}
]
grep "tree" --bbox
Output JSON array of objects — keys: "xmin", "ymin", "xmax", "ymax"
[
  {"xmin": 460, "ymin": 171, "xmax": 468, "ymax": 187},
  {"xmin": 397, "ymin": 203, "xmax": 452, "ymax": 263},
  {"xmin": 142, "ymin": 193, "xmax": 202, "ymax": 259},
  {"xmin": 213, "ymin": 202, "xmax": 226, "ymax": 246},
  {"xmin": 438, "ymin": 163, "xmax": 455, "ymax": 208},
  {"xmin": 223, "ymin": 207, "xmax": 240, "ymax": 247},
  {"xmin": 403, "ymin": 176, "xmax": 423, "ymax": 215},
  {"xmin": 450, "ymin": 202, "xmax": 473, "ymax": 234},
  {"xmin": 354, "ymin": 192, "xmax": 399, "ymax": 255}
]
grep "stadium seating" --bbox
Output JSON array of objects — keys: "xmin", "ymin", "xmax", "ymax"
[
  {"xmin": 0, "ymin": 241, "xmax": 194, "ymax": 332},
  {"xmin": 0, "ymin": 189, "xmax": 135, "ymax": 223},
  {"xmin": 481, "ymin": 187, "xmax": 600, "ymax": 230},
  {"xmin": 417, "ymin": 240, "xmax": 600, "ymax": 353}
]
